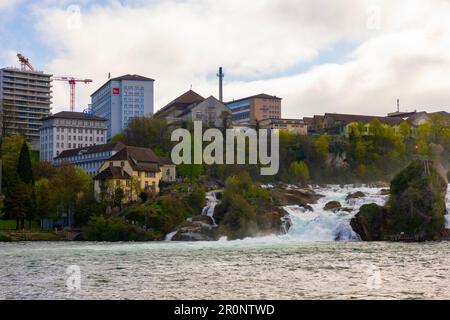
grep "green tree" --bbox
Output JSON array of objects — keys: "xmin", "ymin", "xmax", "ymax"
[
  {"xmin": 51, "ymin": 164, "xmax": 92, "ymax": 228},
  {"xmin": 122, "ymin": 117, "xmax": 172, "ymax": 156},
  {"xmin": 35, "ymin": 179, "xmax": 56, "ymax": 227},
  {"xmin": 17, "ymin": 142, "xmax": 34, "ymax": 184},
  {"xmin": 399, "ymin": 121, "xmax": 411, "ymax": 139},
  {"xmin": 113, "ymin": 187, "xmax": 125, "ymax": 208},
  {"xmin": 315, "ymin": 134, "xmax": 330, "ymax": 162},
  {"xmin": 1, "ymin": 135, "xmax": 26, "ymax": 219},
  {"xmin": 289, "ymin": 161, "xmax": 310, "ymax": 185}
]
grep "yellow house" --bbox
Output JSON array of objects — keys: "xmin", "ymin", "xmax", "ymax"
[{"xmin": 93, "ymin": 146, "xmax": 176, "ymax": 202}]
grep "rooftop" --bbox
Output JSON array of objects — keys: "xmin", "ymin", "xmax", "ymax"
[
  {"xmin": 108, "ymin": 146, "xmax": 172, "ymax": 172},
  {"xmin": 91, "ymin": 74, "xmax": 155, "ymax": 97},
  {"xmin": 42, "ymin": 111, "xmax": 106, "ymax": 122},
  {"xmin": 93, "ymin": 166, "xmax": 131, "ymax": 180},
  {"xmin": 225, "ymin": 93, "xmax": 282, "ymax": 104},
  {"xmin": 324, "ymin": 113, "xmax": 404, "ymax": 126},
  {"xmin": 55, "ymin": 142, "xmax": 126, "ymax": 159},
  {"xmin": 154, "ymin": 90, "xmax": 205, "ymax": 117}
]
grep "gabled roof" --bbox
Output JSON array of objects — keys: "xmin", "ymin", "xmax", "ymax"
[
  {"xmin": 324, "ymin": 113, "xmax": 404, "ymax": 126},
  {"xmin": 93, "ymin": 167, "xmax": 131, "ymax": 180},
  {"xmin": 55, "ymin": 142, "xmax": 126, "ymax": 159},
  {"xmin": 406, "ymin": 111, "xmax": 450, "ymax": 126},
  {"xmin": 177, "ymin": 95, "xmax": 224, "ymax": 117},
  {"xmin": 225, "ymin": 93, "xmax": 282, "ymax": 104},
  {"xmin": 108, "ymin": 146, "xmax": 171, "ymax": 172},
  {"xmin": 42, "ymin": 111, "xmax": 106, "ymax": 122},
  {"xmin": 303, "ymin": 117, "xmax": 314, "ymax": 126},
  {"xmin": 154, "ymin": 90, "xmax": 205, "ymax": 118}
]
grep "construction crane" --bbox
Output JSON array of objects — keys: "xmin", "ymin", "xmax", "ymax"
[
  {"xmin": 53, "ymin": 77, "xmax": 93, "ymax": 112},
  {"xmin": 17, "ymin": 53, "xmax": 34, "ymax": 71}
]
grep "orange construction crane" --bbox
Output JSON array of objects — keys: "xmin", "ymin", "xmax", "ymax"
[
  {"xmin": 53, "ymin": 76, "xmax": 93, "ymax": 112},
  {"xmin": 17, "ymin": 53, "xmax": 34, "ymax": 71}
]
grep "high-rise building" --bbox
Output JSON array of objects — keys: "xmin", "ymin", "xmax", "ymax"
[
  {"xmin": 40, "ymin": 111, "xmax": 108, "ymax": 161},
  {"xmin": 225, "ymin": 94, "xmax": 282, "ymax": 125},
  {"xmin": 90, "ymin": 74, "xmax": 155, "ymax": 140},
  {"xmin": 0, "ymin": 67, "xmax": 52, "ymax": 149}
]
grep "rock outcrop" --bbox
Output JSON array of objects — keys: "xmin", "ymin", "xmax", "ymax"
[
  {"xmin": 270, "ymin": 188, "xmax": 323, "ymax": 207},
  {"xmin": 172, "ymin": 216, "xmax": 217, "ymax": 241},
  {"xmin": 324, "ymin": 201, "xmax": 342, "ymax": 211},
  {"xmin": 350, "ymin": 204, "xmax": 388, "ymax": 241},
  {"xmin": 346, "ymin": 191, "xmax": 366, "ymax": 200},
  {"xmin": 351, "ymin": 160, "xmax": 448, "ymax": 241}
]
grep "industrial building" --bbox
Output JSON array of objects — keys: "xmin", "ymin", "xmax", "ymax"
[
  {"xmin": 225, "ymin": 94, "xmax": 282, "ymax": 125},
  {"xmin": 0, "ymin": 57, "xmax": 52, "ymax": 149},
  {"xmin": 90, "ymin": 74, "xmax": 155, "ymax": 140}
]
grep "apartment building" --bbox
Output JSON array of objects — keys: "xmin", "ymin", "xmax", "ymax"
[
  {"xmin": 0, "ymin": 67, "xmax": 52, "ymax": 149},
  {"xmin": 259, "ymin": 118, "xmax": 308, "ymax": 135},
  {"xmin": 54, "ymin": 141, "xmax": 125, "ymax": 176},
  {"xmin": 40, "ymin": 111, "xmax": 107, "ymax": 161}
]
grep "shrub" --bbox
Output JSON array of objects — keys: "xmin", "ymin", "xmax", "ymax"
[{"xmin": 83, "ymin": 216, "xmax": 155, "ymax": 241}]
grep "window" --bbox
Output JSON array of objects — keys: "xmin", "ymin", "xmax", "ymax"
[{"xmin": 120, "ymin": 161, "xmax": 125, "ymax": 167}]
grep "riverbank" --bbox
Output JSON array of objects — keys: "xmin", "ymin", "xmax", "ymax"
[{"xmin": 2, "ymin": 182, "xmax": 449, "ymax": 243}]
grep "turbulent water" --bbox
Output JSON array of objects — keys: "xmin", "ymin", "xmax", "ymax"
[
  {"xmin": 0, "ymin": 185, "xmax": 449, "ymax": 300},
  {"xmin": 282, "ymin": 185, "xmax": 388, "ymax": 241}
]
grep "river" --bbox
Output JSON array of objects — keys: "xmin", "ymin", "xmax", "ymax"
[{"xmin": 0, "ymin": 185, "xmax": 449, "ymax": 300}]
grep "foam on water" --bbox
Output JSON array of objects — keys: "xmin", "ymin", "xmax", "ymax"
[{"xmin": 283, "ymin": 185, "xmax": 389, "ymax": 241}]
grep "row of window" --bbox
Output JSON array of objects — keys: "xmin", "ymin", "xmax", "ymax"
[
  {"xmin": 232, "ymin": 112, "xmax": 250, "ymax": 121},
  {"xmin": 56, "ymin": 142, "xmax": 98, "ymax": 149},
  {"xmin": 56, "ymin": 135, "xmax": 104, "ymax": 142},
  {"xmin": 55, "ymin": 127, "xmax": 105, "ymax": 134},
  {"xmin": 54, "ymin": 119, "xmax": 104, "ymax": 127}
]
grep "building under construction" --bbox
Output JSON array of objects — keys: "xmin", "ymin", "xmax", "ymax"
[{"xmin": 0, "ymin": 55, "xmax": 52, "ymax": 149}]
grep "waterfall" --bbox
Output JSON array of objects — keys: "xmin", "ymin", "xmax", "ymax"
[
  {"xmin": 202, "ymin": 191, "xmax": 220, "ymax": 226},
  {"xmin": 283, "ymin": 185, "xmax": 389, "ymax": 241},
  {"xmin": 164, "ymin": 231, "xmax": 178, "ymax": 241}
]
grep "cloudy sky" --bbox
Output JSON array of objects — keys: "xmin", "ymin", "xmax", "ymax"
[{"xmin": 1, "ymin": 0, "xmax": 449, "ymax": 117}]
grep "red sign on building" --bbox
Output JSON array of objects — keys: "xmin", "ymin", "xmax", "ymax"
[{"xmin": 112, "ymin": 88, "xmax": 120, "ymax": 95}]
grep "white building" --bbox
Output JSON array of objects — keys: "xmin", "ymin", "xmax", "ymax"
[
  {"xmin": 40, "ymin": 111, "xmax": 107, "ymax": 161},
  {"xmin": 0, "ymin": 67, "xmax": 52, "ymax": 149},
  {"xmin": 90, "ymin": 74, "xmax": 155, "ymax": 140},
  {"xmin": 54, "ymin": 142, "xmax": 126, "ymax": 176}
]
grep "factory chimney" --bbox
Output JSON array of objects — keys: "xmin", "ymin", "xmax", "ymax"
[{"xmin": 217, "ymin": 67, "xmax": 224, "ymax": 102}]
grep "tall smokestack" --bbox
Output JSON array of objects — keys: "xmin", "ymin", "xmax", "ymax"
[{"xmin": 217, "ymin": 67, "xmax": 224, "ymax": 102}]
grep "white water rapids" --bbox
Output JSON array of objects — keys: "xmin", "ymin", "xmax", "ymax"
[
  {"xmin": 165, "ymin": 185, "xmax": 450, "ymax": 242},
  {"xmin": 282, "ymin": 185, "xmax": 388, "ymax": 241},
  {"xmin": 283, "ymin": 184, "xmax": 450, "ymax": 241}
]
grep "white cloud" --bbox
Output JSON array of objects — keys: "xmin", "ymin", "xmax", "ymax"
[
  {"xmin": 29, "ymin": 0, "xmax": 450, "ymax": 117},
  {"xmin": 0, "ymin": 0, "xmax": 21, "ymax": 9}
]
